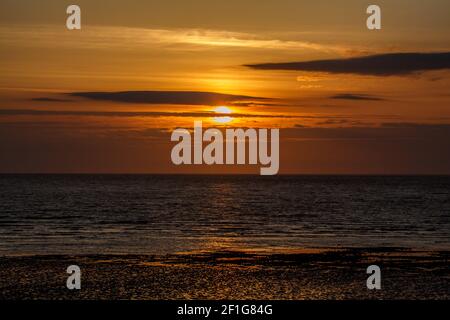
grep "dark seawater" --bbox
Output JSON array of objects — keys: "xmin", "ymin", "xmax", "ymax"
[{"xmin": 0, "ymin": 175, "xmax": 449, "ymax": 256}]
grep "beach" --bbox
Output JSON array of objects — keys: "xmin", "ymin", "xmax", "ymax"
[
  {"xmin": 1, "ymin": 248, "xmax": 448, "ymax": 300},
  {"xmin": 0, "ymin": 175, "xmax": 449, "ymax": 299}
]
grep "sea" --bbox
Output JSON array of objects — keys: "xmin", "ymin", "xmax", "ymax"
[{"xmin": 0, "ymin": 175, "xmax": 449, "ymax": 256}]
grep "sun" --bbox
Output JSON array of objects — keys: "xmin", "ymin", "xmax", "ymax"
[
  {"xmin": 213, "ymin": 106, "xmax": 233, "ymax": 124},
  {"xmin": 214, "ymin": 106, "xmax": 232, "ymax": 114}
]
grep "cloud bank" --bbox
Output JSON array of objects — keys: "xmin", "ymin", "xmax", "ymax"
[
  {"xmin": 68, "ymin": 91, "xmax": 268, "ymax": 106},
  {"xmin": 0, "ymin": 109, "xmax": 291, "ymax": 119},
  {"xmin": 245, "ymin": 52, "xmax": 450, "ymax": 76}
]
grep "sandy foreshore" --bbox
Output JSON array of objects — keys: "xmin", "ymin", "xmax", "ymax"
[{"xmin": 0, "ymin": 248, "xmax": 448, "ymax": 300}]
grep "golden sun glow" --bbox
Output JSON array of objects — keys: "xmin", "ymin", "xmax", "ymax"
[
  {"xmin": 213, "ymin": 106, "xmax": 233, "ymax": 124},
  {"xmin": 214, "ymin": 106, "xmax": 232, "ymax": 114}
]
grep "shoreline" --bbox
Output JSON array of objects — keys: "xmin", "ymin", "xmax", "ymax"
[{"xmin": 1, "ymin": 248, "xmax": 448, "ymax": 300}]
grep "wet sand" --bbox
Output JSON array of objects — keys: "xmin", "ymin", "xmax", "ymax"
[{"xmin": 0, "ymin": 248, "xmax": 448, "ymax": 300}]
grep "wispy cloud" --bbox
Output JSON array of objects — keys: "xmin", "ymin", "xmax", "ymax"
[
  {"xmin": 0, "ymin": 109, "xmax": 293, "ymax": 119},
  {"xmin": 245, "ymin": 52, "xmax": 450, "ymax": 76},
  {"xmin": 0, "ymin": 25, "xmax": 355, "ymax": 54}
]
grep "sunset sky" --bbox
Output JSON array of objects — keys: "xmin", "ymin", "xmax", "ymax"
[{"xmin": 1, "ymin": 0, "xmax": 450, "ymax": 173}]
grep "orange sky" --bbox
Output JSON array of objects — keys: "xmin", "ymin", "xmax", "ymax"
[{"xmin": 0, "ymin": 0, "xmax": 450, "ymax": 174}]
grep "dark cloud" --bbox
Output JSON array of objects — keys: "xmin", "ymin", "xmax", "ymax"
[
  {"xmin": 315, "ymin": 119, "xmax": 350, "ymax": 126},
  {"xmin": 330, "ymin": 93, "xmax": 384, "ymax": 101},
  {"xmin": 245, "ymin": 52, "xmax": 450, "ymax": 76},
  {"xmin": 31, "ymin": 97, "xmax": 74, "ymax": 103},
  {"xmin": 67, "ymin": 91, "xmax": 269, "ymax": 106},
  {"xmin": 230, "ymin": 101, "xmax": 284, "ymax": 107}
]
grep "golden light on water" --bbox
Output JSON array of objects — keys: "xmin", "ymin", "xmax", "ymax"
[{"xmin": 213, "ymin": 106, "xmax": 233, "ymax": 124}]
